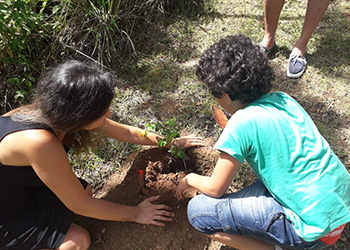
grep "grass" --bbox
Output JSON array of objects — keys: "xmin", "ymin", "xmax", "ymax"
[{"xmin": 80, "ymin": 0, "xmax": 350, "ymax": 184}]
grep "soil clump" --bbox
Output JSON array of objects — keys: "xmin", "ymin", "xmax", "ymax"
[{"xmin": 77, "ymin": 146, "xmax": 233, "ymax": 250}]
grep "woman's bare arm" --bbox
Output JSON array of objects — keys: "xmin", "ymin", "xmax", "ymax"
[
  {"xmin": 102, "ymin": 118, "xmax": 205, "ymax": 148},
  {"xmin": 23, "ymin": 130, "xmax": 173, "ymax": 226}
]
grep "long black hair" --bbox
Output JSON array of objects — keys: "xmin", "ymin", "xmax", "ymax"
[
  {"xmin": 12, "ymin": 60, "xmax": 116, "ymax": 150},
  {"xmin": 34, "ymin": 60, "xmax": 116, "ymax": 132}
]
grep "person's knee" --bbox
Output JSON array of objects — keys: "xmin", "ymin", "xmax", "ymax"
[
  {"xmin": 188, "ymin": 194, "xmax": 210, "ymax": 215},
  {"xmin": 76, "ymin": 227, "xmax": 91, "ymax": 250},
  {"xmin": 187, "ymin": 195, "xmax": 199, "ymax": 218},
  {"xmin": 187, "ymin": 195, "xmax": 205, "ymax": 224},
  {"xmin": 59, "ymin": 224, "xmax": 91, "ymax": 250},
  {"xmin": 187, "ymin": 195, "xmax": 220, "ymax": 234}
]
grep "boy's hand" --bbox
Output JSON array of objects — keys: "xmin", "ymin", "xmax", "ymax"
[{"xmin": 175, "ymin": 175, "xmax": 191, "ymax": 200}]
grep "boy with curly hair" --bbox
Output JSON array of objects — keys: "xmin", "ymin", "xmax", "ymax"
[{"xmin": 176, "ymin": 34, "xmax": 350, "ymax": 250}]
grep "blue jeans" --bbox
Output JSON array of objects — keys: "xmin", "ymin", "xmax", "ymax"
[{"xmin": 187, "ymin": 181, "xmax": 328, "ymax": 250}]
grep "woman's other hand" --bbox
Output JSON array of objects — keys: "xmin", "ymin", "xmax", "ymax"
[
  {"xmin": 172, "ymin": 135, "xmax": 205, "ymax": 149},
  {"xmin": 135, "ymin": 196, "xmax": 175, "ymax": 226}
]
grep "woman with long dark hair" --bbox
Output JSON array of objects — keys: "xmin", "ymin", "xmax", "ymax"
[{"xmin": 0, "ymin": 60, "xmax": 204, "ymax": 250}]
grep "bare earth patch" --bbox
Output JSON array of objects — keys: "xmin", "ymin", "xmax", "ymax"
[{"xmin": 76, "ymin": 146, "xmax": 236, "ymax": 250}]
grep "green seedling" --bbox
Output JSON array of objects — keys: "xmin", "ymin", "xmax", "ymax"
[{"xmin": 143, "ymin": 119, "xmax": 187, "ymax": 160}]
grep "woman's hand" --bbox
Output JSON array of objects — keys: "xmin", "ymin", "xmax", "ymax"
[
  {"xmin": 175, "ymin": 174, "xmax": 192, "ymax": 200},
  {"xmin": 135, "ymin": 196, "xmax": 175, "ymax": 226},
  {"xmin": 172, "ymin": 135, "xmax": 205, "ymax": 149}
]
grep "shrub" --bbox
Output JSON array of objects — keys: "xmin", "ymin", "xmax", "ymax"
[
  {"xmin": 52, "ymin": 0, "xmax": 211, "ymax": 70},
  {"xmin": 0, "ymin": 0, "xmax": 51, "ymax": 113},
  {"xmin": 0, "ymin": 0, "xmax": 213, "ymax": 113}
]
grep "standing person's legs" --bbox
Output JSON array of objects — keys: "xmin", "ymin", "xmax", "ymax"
[
  {"xmin": 261, "ymin": 0, "xmax": 285, "ymax": 50},
  {"xmin": 287, "ymin": 0, "xmax": 330, "ymax": 78},
  {"xmin": 293, "ymin": 0, "xmax": 330, "ymax": 56}
]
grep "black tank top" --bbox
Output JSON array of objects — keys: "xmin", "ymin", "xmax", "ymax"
[
  {"xmin": 0, "ymin": 116, "xmax": 86, "ymax": 250},
  {"xmin": 0, "ymin": 116, "xmax": 55, "ymax": 216}
]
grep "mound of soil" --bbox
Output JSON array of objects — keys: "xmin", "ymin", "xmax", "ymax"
[{"xmin": 77, "ymin": 146, "xmax": 235, "ymax": 250}]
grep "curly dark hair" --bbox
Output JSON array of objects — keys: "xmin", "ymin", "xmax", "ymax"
[{"xmin": 196, "ymin": 34, "xmax": 274, "ymax": 103}]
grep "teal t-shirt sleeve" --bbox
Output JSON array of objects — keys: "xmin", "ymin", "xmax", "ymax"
[{"xmin": 214, "ymin": 111, "xmax": 250, "ymax": 163}]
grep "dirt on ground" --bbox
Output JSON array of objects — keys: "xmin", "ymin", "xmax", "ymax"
[
  {"xmin": 76, "ymin": 145, "xmax": 234, "ymax": 250},
  {"xmin": 76, "ymin": 144, "xmax": 350, "ymax": 250}
]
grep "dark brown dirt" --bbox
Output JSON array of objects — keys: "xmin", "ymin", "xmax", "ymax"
[
  {"xmin": 76, "ymin": 145, "xmax": 350, "ymax": 250},
  {"xmin": 76, "ymin": 146, "xmax": 228, "ymax": 250}
]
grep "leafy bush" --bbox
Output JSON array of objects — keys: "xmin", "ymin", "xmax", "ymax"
[
  {"xmin": 52, "ymin": 0, "xmax": 211, "ymax": 69},
  {"xmin": 0, "ymin": 0, "xmax": 52, "ymax": 112},
  {"xmin": 0, "ymin": 0, "xmax": 213, "ymax": 113}
]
